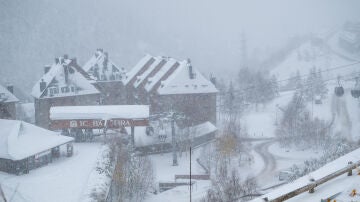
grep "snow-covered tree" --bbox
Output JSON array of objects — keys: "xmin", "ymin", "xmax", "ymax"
[
  {"xmin": 276, "ymin": 90, "xmax": 331, "ymax": 149},
  {"xmin": 237, "ymin": 68, "xmax": 277, "ymax": 108},
  {"xmin": 98, "ymin": 137, "xmax": 154, "ymax": 202},
  {"xmin": 284, "ymin": 70, "xmax": 303, "ymax": 91},
  {"xmin": 304, "ymin": 66, "xmax": 328, "ymax": 101}
]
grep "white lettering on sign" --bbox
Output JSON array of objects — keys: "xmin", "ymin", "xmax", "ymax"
[
  {"xmin": 93, "ymin": 120, "xmax": 103, "ymax": 127},
  {"xmin": 79, "ymin": 120, "xmax": 90, "ymax": 127},
  {"xmin": 70, "ymin": 121, "xmax": 78, "ymax": 128},
  {"xmin": 110, "ymin": 119, "xmax": 131, "ymax": 127}
]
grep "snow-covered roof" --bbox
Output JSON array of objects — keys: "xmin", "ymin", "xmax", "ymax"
[
  {"xmin": 31, "ymin": 57, "xmax": 100, "ymax": 99},
  {"xmin": 83, "ymin": 49, "xmax": 127, "ymax": 82},
  {"xmin": 50, "ymin": 105, "xmax": 149, "ymax": 120},
  {"xmin": 133, "ymin": 57, "xmax": 164, "ymax": 88},
  {"xmin": 189, "ymin": 121, "xmax": 217, "ymax": 136},
  {"xmin": 0, "ymin": 84, "xmax": 19, "ymax": 103},
  {"xmin": 134, "ymin": 121, "xmax": 217, "ymax": 147},
  {"xmin": 128, "ymin": 54, "xmax": 218, "ymax": 95},
  {"xmin": 0, "ymin": 119, "xmax": 73, "ymax": 161},
  {"xmin": 144, "ymin": 58, "xmax": 177, "ymax": 92},
  {"xmin": 123, "ymin": 54, "xmax": 154, "ymax": 85},
  {"xmin": 157, "ymin": 59, "xmax": 218, "ymax": 95},
  {"xmin": 339, "ymin": 30, "xmax": 359, "ymax": 44}
]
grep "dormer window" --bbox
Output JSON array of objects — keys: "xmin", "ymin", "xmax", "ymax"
[
  {"xmin": 61, "ymin": 86, "xmax": 70, "ymax": 93},
  {"xmin": 109, "ymin": 73, "xmax": 115, "ymax": 81},
  {"xmin": 0, "ymin": 93, "xmax": 6, "ymax": 100},
  {"xmin": 70, "ymin": 86, "xmax": 75, "ymax": 92},
  {"xmin": 115, "ymin": 72, "xmax": 123, "ymax": 80},
  {"xmin": 49, "ymin": 87, "xmax": 59, "ymax": 96}
]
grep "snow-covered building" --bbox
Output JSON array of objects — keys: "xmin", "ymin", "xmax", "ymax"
[
  {"xmin": 31, "ymin": 55, "xmax": 101, "ymax": 128},
  {"xmin": 125, "ymin": 55, "xmax": 218, "ymax": 125},
  {"xmin": 0, "ymin": 119, "xmax": 74, "ymax": 174},
  {"xmin": 83, "ymin": 49, "xmax": 127, "ymax": 105},
  {"xmin": 0, "ymin": 84, "xmax": 19, "ymax": 119}
]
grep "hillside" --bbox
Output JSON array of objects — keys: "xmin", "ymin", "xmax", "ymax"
[{"xmin": 270, "ymin": 37, "xmax": 360, "ymax": 84}]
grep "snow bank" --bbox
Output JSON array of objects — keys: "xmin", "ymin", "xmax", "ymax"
[{"xmin": 0, "ymin": 143, "xmax": 104, "ymax": 202}]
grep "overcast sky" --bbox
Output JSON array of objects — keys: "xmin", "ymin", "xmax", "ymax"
[{"xmin": 1, "ymin": 0, "xmax": 360, "ymax": 97}]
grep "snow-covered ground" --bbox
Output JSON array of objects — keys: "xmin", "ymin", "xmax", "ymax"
[
  {"xmin": 244, "ymin": 32, "xmax": 360, "ymax": 201},
  {"xmin": 145, "ymin": 29, "xmax": 360, "ymax": 201},
  {"xmin": 270, "ymin": 37, "xmax": 360, "ymax": 83},
  {"xmin": 145, "ymin": 148, "xmax": 211, "ymax": 202},
  {"xmin": 0, "ymin": 143, "xmax": 107, "ymax": 202},
  {"xmin": 251, "ymin": 146, "xmax": 360, "ymax": 202}
]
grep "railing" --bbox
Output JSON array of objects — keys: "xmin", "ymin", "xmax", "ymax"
[
  {"xmin": 175, "ymin": 174, "xmax": 210, "ymax": 181},
  {"xmin": 261, "ymin": 161, "xmax": 360, "ymax": 202}
]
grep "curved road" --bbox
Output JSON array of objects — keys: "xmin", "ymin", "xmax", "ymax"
[{"xmin": 253, "ymin": 140, "xmax": 277, "ymax": 184}]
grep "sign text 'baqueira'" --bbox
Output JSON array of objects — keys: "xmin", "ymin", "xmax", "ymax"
[{"xmin": 50, "ymin": 119, "xmax": 149, "ymax": 129}]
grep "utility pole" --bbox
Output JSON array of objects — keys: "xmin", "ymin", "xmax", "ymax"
[
  {"xmin": 0, "ymin": 184, "xmax": 7, "ymax": 202},
  {"xmin": 190, "ymin": 146, "xmax": 192, "ymax": 202},
  {"xmin": 171, "ymin": 112, "xmax": 178, "ymax": 166}
]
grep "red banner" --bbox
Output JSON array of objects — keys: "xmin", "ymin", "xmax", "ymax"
[{"xmin": 50, "ymin": 119, "xmax": 149, "ymax": 129}]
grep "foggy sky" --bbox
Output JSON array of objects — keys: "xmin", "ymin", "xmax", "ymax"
[{"xmin": 1, "ymin": 0, "xmax": 360, "ymax": 99}]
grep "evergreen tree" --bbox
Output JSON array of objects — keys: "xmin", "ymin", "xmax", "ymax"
[
  {"xmin": 271, "ymin": 75, "xmax": 280, "ymax": 96},
  {"xmin": 304, "ymin": 67, "xmax": 328, "ymax": 101},
  {"xmin": 314, "ymin": 69, "xmax": 328, "ymax": 98}
]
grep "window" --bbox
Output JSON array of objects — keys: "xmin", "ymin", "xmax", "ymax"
[
  {"xmin": 61, "ymin": 86, "xmax": 70, "ymax": 93},
  {"xmin": 49, "ymin": 87, "xmax": 59, "ymax": 96}
]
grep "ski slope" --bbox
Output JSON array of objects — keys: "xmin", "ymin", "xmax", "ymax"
[{"xmin": 270, "ymin": 39, "xmax": 360, "ymax": 84}]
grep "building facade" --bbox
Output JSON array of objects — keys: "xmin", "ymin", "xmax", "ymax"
[
  {"xmin": 0, "ymin": 84, "xmax": 19, "ymax": 119},
  {"xmin": 0, "ymin": 119, "xmax": 74, "ymax": 175},
  {"xmin": 83, "ymin": 49, "xmax": 127, "ymax": 105},
  {"xmin": 31, "ymin": 52, "xmax": 217, "ymax": 129},
  {"xmin": 32, "ymin": 56, "xmax": 101, "ymax": 128},
  {"xmin": 125, "ymin": 55, "xmax": 218, "ymax": 126}
]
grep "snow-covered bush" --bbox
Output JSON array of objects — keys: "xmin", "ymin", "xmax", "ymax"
[
  {"xmin": 202, "ymin": 169, "xmax": 258, "ymax": 202},
  {"xmin": 276, "ymin": 90, "xmax": 331, "ymax": 150},
  {"xmin": 97, "ymin": 137, "xmax": 154, "ymax": 202},
  {"xmin": 287, "ymin": 138, "xmax": 358, "ymax": 181}
]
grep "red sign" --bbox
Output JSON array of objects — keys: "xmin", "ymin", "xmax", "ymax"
[{"xmin": 50, "ymin": 119, "xmax": 148, "ymax": 129}]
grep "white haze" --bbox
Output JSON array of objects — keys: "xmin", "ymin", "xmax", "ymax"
[{"xmin": 0, "ymin": 0, "xmax": 360, "ymax": 97}]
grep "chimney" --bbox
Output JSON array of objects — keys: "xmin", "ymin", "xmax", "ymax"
[
  {"xmin": 6, "ymin": 83, "xmax": 14, "ymax": 94},
  {"xmin": 64, "ymin": 66, "xmax": 69, "ymax": 83},
  {"xmin": 44, "ymin": 65, "xmax": 51, "ymax": 74},
  {"xmin": 104, "ymin": 52, "xmax": 109, "ymax": 59},
  {"xmin": 63, "ymin": 54, "xmax": 68, "ymax": 60},
  {"xmin": 210, "ymin": 74, "xmax": 216, "ymax": 86},
  {"xmin": 55, "ymin": 58, "xmax": 59, "ymax": 64},
  {"xmin": 71, "ymin": 57, "xmax": 77, "ymax": 65},
  {"xmin": 40, "ymin": 79, "xmax": 47, "ymax": 92},
  {"xmin": 187, "ymin": 58, "xmax": 195, "ymax": 79}
]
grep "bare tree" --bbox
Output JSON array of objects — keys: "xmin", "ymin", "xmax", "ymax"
[{"xmin": 97, "ymin": 137, "xmax": 154, "ymax": 202}]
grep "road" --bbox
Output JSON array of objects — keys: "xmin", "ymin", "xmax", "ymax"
[{"xmin": 253, "ymin": 140, "xmax": 277, "ymax": 185}]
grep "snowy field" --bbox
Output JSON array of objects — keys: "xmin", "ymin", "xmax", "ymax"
[
  {"xmin": 145, "ymin": 147, "xmax": 211, "ymax": 202},
  {"xmin": 0, "ymin": 143, "xmax": 106, "ymax": 202}
]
